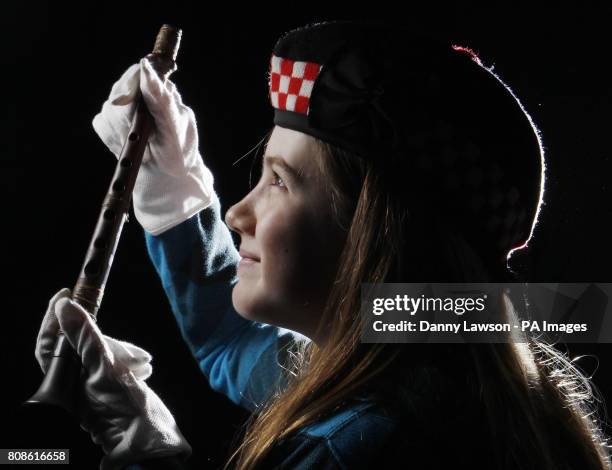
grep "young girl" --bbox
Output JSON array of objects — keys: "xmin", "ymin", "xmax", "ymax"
[{"xmin": 36, "ymin": 21, "xmax": 611, "ymax": 469}]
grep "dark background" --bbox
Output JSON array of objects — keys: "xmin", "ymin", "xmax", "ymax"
[{"xmin": 5, "ymin": 3, "xmax": 611, "ymax": 468}]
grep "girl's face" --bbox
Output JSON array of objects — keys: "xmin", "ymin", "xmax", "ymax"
[{"xmin": 225, "ymin": 126, "xmax": 346, "ymax": 341}]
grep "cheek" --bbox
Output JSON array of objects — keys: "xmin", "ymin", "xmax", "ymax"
[
  {"xmin": 259, "ymin": 211, "xmax": 315, "ymax": 301},
  {"xmin": 230, "ymin": 209, "xmax": 310, "ymax": 323},
  {"xmin": 232, "ymin": 199, "xmax": 344, "ymax": 331},
  {"xmin": 258, "ymin": 207, "xmax": 335, "ymax": 305}
]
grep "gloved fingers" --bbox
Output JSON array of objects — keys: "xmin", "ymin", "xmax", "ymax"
[
  {"xmin": 54, "ymin": 298, "xmax": 118, "ymax": 379},
  {"xmin": 54, "ymin": 299, "xmax": 151, "ymax": 388},
  {"xmin": 150, "ymin": 103, "xmax": 202, "ymax": 172},
  {"xmin": 104, "ymin": 336, "xmax": 152, "ymax": 364},
  {"xmin": 103, "ymin": 336, "xmax": 153, "ymax": 381},
  {"xmin": 139, "ymin": 57, "xmax": 165, "ymax": 103},
  {"xmin": 35, "ymin": 288, "xmax": 72, "ymax": 373},
  {"xmin": 109, "ymin": 63, "xmax": 141, "ymax": 106},
  {"xmin": 139, "ymin": 57, "xmax": 199, "ymax": 178},
  {"xmin": 92, "ymin": 102, "xmax": 135, "ymax": 158},
  {"xmin": 93, "ymin": 62, "xmax": 145, "ymax": 160},
  {"xmin": 128, "ymin": 362, "xmax": 153, "ymax": 381},
  {"xmin": 139, "ymin": 56, "xmax": 185, "ymax": 115}
]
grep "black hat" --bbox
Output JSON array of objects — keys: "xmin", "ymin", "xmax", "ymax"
[
  {"xmin": 269, "ymin": 21, "xmax": 402, "ymax": 158},
  {"xmin": 268, "ymin": 20, "xmax": 544, "ymax": 271}
]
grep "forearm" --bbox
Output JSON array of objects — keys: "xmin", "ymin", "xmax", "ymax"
[
  {"xmin": 145, "ymin": 192, "xmax": 246, "ymax": 351},
  {"xmin": 145, "ymin": 192, "xmax": 304, "ymax": 411}
]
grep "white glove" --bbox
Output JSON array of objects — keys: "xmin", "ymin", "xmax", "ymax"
[
  {"xmin": 93, "ymin": 57, "xmax": 214, "ymax": 235},
  {"xmin": 35, "ymin": 288, "xmax": 192, "ymax": 470}
]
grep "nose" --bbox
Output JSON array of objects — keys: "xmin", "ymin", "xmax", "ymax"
[{"xmin": 225, "ymin": 194, "xmax": 256, "ymax": 236}]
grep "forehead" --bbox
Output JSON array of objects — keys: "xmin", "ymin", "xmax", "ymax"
[{"xmin": 264, "ymin": 126, "xmax": 321, "ymax": 177}]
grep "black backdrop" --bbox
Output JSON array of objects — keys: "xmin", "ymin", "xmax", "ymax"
[{"xmin": 5, "ymin": 3, "xmax": 611, "ymax": 469}]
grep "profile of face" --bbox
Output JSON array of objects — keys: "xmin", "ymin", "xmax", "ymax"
[{"xmin": 225, "ymin": 126, "xmax": 346, "ymax": 341}]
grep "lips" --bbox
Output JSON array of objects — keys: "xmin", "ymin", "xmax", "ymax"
[{"xmin": 239, "ymin": 248, "xmax": 261, "ymax": 262}]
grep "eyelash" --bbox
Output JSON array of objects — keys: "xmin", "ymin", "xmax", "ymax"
[{"xmin": 270, "ymin": 171, "xmax": 286, "ymax": 189}]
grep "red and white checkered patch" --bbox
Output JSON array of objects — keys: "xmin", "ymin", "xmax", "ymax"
[{"xmin": 269, "ymin": 55, "xmax": 322, "ymax": 115}]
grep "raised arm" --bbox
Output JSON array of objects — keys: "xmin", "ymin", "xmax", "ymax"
[
  {"xmin": 145, "ymin": 194, "xmax": 305, "ymax": 412},
  {"xmin": 92, "ymin": 57, "xmax": 306, "ymax": 413}
]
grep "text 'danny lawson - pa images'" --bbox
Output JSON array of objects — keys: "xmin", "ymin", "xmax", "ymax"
[{"xmin": 360, "ymin": 283, "xmax": 612, "ymax": 343}]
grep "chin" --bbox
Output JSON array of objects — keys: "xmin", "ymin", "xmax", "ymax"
[
  {"xmin": 231, "ymin": 281, "xmax": 265, "ymax": 322},
  {"xmin": 231, "ymin": 280, "xmax": 293, "ymax": 329}
]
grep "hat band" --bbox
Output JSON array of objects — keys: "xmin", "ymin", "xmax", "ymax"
[{"xmin": 269, "ymin": 54, "xmax": 322, "ymax": 115}]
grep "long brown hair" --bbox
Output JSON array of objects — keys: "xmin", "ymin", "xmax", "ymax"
[{"xmin": 225, "ymin": 138, "xmax": 611, "ymax": 469}]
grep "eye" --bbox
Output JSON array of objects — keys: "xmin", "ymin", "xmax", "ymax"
[{"xmin": 270, "ymin": 171, "xmax": 286, "ymax": 189}]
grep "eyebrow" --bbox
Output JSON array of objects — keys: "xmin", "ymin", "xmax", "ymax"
[{"xmin": 262, "ymin": 155, "xmax": 302, "ymax": 181}]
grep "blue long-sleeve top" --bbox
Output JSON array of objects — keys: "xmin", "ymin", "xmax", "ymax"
[
  {"xmin": 130, "ymin": 193, "xmax": 405, "ymax": 469},
  {"xmin": 124, "ymin": 191, "xmax": 495, "ymax": 470}
]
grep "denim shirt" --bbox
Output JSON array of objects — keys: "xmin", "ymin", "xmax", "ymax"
[{"xmin": 126, "ymin": 193, "xmax": 401, "ymax": 469}]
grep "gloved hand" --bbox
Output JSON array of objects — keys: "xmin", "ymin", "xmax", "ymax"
[
  {"xmin": 92, "ymin": 57, "xmax": 214, "ymax": 235},
  {"xmin": 35, "ymin": 288, "xmax": 192, "ymax": 470}
]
